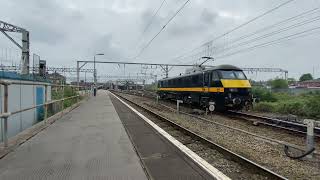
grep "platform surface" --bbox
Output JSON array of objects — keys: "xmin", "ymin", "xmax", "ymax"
[
  {"xmin": 110, "ymin": 92, "xmax": 212, "ymax": 180},
  {"xmin": 0, "ymin": 90, "xmax": 148, "ymax": 180}
]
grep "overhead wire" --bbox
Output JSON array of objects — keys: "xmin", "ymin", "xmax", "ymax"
[
  {"xmin": 206, "ymin": 0, "xmax": 296, "ymax": 44},
  {"xmin": 215, "ymin": 26, "xmax": 320, "ymax": 59},
  {"xmin": 225, "ymin": 7, "xmax": 319, "ymax": 46},
  {"xmin": 175, "ymin": 7, "xmax": 320, "ymax": 62},
  {"xmin": 134, "ymin": 0, "xmax": 191, "ymax": 58},
  {"xmin": 142, "ymin": 0, "xmax": 166, "ymax": 35},
  {"xmin": 170, "ymin": 0, "xmax": 296, "ymax": 62},
  {"xmin": 136, "ymin": 0, "xmax": 167, "ymax": 46},
  {"xmin": 216, "ymin": 14, "xmax": 320, "ymax": 54}
]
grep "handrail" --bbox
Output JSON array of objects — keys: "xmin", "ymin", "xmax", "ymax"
[
  {"xmin": 9, "ymin": 95, "xmax": 80, "ymax": 115},
  {"xmin": 0, "ymin": 80, "xmax": 92, "ymax": 147},
  {"xmin": 0, "ymin": 79, "xmax": 88, "ymax": 88}
]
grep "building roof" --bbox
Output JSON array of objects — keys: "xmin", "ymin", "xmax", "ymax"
[{"xmin": 0, "ymin": 71, "xmax": 50, "ymax": 82}]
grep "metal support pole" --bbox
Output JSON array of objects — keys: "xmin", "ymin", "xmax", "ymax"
[
  {"xmin": 61, "ymin": 85, "xmax": 65, "ymax": 117},
  {"xmin": 77, "ymin": 61, "xmax": 80, "ymax": 87},
  {"xmin": 3, "ymin": 84, "xmax": 9, "ymax": 147},
  {"xmin": 176, "ymin": 100, "xmax": 183, "ymax": 114},
  {"xmin": 94, "ymin": 55, "xmax": 96, "ymax": 86},
  {"xmin": 304, "ymin": 119, "xmax": 315, "ymax": 158},
  {"xmin": 156, "ymin": 95, "xmax": 159, "ymax": 104},
  {"xmin": 21, "ymin": 30, "xmax": 30, "ymax": 75},
  {"xmin": 165, "ymin": 65, "xmax": 169, "ymax": 78},
  {"xmin": 44, "ymin": 85, "xmax": 48, "ymax": 123}
]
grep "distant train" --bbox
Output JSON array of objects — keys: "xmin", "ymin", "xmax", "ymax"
[{"xmin": 157, "ymin": 65, "xmax": 253, "ymax": 111}]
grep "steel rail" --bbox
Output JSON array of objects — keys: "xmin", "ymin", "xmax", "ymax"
[
  {"xmin": 113, "ymin": 92, "xmax": 287, "ymax": 180},
  {"xmin": 228, "ymin": 111, "xmax": 320, "ymax": 137}
]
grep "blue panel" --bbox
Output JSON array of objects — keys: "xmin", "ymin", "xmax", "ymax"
[{"xmin": 36, "ymin": 87, "xmax": 44, "ymax": 121}]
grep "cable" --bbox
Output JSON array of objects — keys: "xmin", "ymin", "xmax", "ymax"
[
  {"xmin": 142, "ymin": 0, "xmax": 166, "ymax": 35},
  {"xmin": 135, "ymin": 0, "xmax": 167, "ymax": 48},
  {"xmin": 215, "ymin": 26, "xmax": 320, "ymax": 59},
  {"xmin": 171, "ymin": 0, "xmax": 296, "ymax": 61},
  {"xmin": 175, "ymin": 8, "xmax": 320, "ymax": 61},
  {"xmin": 225, "ymin": 8, "xmax": 320, "ymax": 46},
  {"xmin": 216, "ymin": 15, "xmax": 320, "ymax": 54},
  {"xmin": 208, "ymin": 0, "xmax": 296, "ymax": 43},
  {"xmin": 134, "ymin": 0, "xmax": 191, "ymax": 58},
  {"xmin": 284, "ymin": 145, "xmax": 315, "ymax": 159}
]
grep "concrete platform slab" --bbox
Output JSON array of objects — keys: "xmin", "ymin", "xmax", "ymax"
[
  {"xmin": 110, "ymin": 92, "xmax": 213, "ymax": 180},
  {"xmin": 0, "ymin": 90, "xmax": 148, "ymax": 180}
]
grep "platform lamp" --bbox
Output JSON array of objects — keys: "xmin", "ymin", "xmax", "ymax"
[{"xmin": 93, "ymin": 53, "xmax": 104, "ymax": 96}]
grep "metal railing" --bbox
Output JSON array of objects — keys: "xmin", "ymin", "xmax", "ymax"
[{"xmin": 0, "ymin": 80, "xmax": 91, "ymax": 147}]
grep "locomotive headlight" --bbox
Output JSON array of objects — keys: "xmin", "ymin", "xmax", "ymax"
[{"xmin": 229, "ymin": 88, "xmax": 238, "ymax": 92}]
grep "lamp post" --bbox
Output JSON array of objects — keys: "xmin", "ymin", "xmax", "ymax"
[{"xmin": 93, "ymin": 53, "xmax": 104, "ymax": 96}]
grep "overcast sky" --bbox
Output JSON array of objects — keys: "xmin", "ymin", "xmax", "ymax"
[{"xmin": 1, "ymin": 0, "xmax": 320, "ymax": 81}]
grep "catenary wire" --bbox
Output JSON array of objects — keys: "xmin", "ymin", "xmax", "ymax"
[{"xmin": 134, "ymin": 0, "xmax": 191, "ymax": 58}]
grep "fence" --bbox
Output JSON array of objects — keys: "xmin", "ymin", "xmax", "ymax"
[{"xmin": 0, "ymin": 80, "xmax": 91, "ymax": 147}]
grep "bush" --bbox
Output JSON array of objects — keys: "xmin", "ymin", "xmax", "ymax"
[
  {"xmin": 304, "ymin": 96, "xmax": 320, "ymax": 118},
  {"xmin": 271, "ymin": 79, "xmax": 288, "ymax": 89},
  {"xmin": 251, "ymin": 87, "xmax": 277, "ymax": 102},
  {"xmin": 275, "ymin": 100, "xmax": 305, "ymax": 116}
]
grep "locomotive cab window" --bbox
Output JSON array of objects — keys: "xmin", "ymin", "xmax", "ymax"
[
  {"xmin": 234, "ymin": 71, "xmax": 247, "ymax": 79},
  {"xmin": 219, "ymin": 70, "xmax": 247, "ymax": 79},
  {"xmin": 219, "ymin": 70, "xmax": 236, "ymax": 79},
  {"xmin": 212, "ymin": 71, "xmax": 219, "ymax": 81}
]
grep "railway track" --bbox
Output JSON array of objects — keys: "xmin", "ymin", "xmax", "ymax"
[
  {"xmin": 112, "ymin": 91, "xmax": 287, "ymax": 180},
  {"xmin": 119, "ymin": 90, "xmax": 320, "ymax": 138},
  {"xmin": 227, "ymin": 111, "xmax": 320, "ymax": 138}
]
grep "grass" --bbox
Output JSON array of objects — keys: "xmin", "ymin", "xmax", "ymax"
[{"xmin": 252, "ymin": 87, "xmax": 320, "ymax": 119}]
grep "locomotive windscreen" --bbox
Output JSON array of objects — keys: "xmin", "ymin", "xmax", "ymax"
[{"xmin": 219, "ymin": 70, "xmax": 247, "ymax": 80}]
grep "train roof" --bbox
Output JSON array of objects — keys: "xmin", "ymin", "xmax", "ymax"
[
  {"xmin": 208, "ymin": 64, "xmax": 242, "ymax": 71},
  {"xmin": 159, "ymin": 64, "xmax": 242, "ymax": 81}
]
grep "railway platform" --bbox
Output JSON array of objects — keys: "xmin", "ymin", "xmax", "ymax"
[{"xmin": 0, "ymin": 90, "xmax": 212, "ymax": 180}]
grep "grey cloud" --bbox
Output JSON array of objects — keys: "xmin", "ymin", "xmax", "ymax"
[
  {"xmin": 91, "ymin": 34, "xmax": 123, "ymax": 59},
  {"xmin": 167, "ymin": 9, "xmax": 218, "ymax": 37}
]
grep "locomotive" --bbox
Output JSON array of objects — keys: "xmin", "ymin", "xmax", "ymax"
[{"xmin": 157, "ymin": 64, "xmax": 252, "ymax": 111}]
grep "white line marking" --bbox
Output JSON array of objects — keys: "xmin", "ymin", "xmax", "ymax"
[{"xmin": 110, "ymin": 92, "xmax": 231, "ymax": 180}]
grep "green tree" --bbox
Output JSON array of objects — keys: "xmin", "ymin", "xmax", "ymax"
[
  {"xmin": 271, "ymin": 79, "xmax": 288, "ymax": 89},
  {"xmin": 299, "ymin": 73, "xmax": 313, "ymax": 82},
  {"xmin": 287, "ymin": 78, "xmax": 296, "ymax": 85}
]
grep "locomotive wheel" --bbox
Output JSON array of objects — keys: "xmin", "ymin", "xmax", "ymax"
[{"xmin": 208, "ymin": 103, "xmax": 215, "ymax": 112}]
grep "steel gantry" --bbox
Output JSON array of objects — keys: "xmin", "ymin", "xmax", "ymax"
[
  {"xmin": 0, "ymin": 65, "xmax": 94, "ymax": 73},
  {"xmin": 76, "ymin": 60, "xmax": 289, "ymax": 82},
  {"xmin": 0, "ymin": 20, "xmax": 29, "ymax": 74}
]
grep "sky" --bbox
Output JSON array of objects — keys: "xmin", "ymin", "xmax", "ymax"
[{"xmin": 1, "ymin": 0, "xmax": 320, "ymax": 82}]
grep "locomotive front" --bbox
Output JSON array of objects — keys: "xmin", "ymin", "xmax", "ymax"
[{"xmin": 215, "ymin": 67, "xmax": 252, "ymax": 110}]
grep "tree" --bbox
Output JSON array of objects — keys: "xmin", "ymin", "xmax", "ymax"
[
  {"xmin": 299, "ymin": 73, "xmax": 313, "ymax": 82},
  {"xmin": 287, "ymin": 78, "xmax": 296, "ymax": 84},
  {"xmin": 271, "ymin": 79, "xmax": 288, "ymax": 89}
]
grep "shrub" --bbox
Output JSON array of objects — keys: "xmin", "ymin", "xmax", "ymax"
[
  {"xmin": 271, "ymin": 79, "xmax": 288, "ymax": 89},
  {"xmin": 304, "ymin": 96, "xmax": 320, "ymax": 119},
  {"xmin": 275, "ymin": 100, "xmax": 305, "ymax": 116},
  {"xmin": 251, "ymin": 87, "xmax": 277, "ymax": 102}
]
